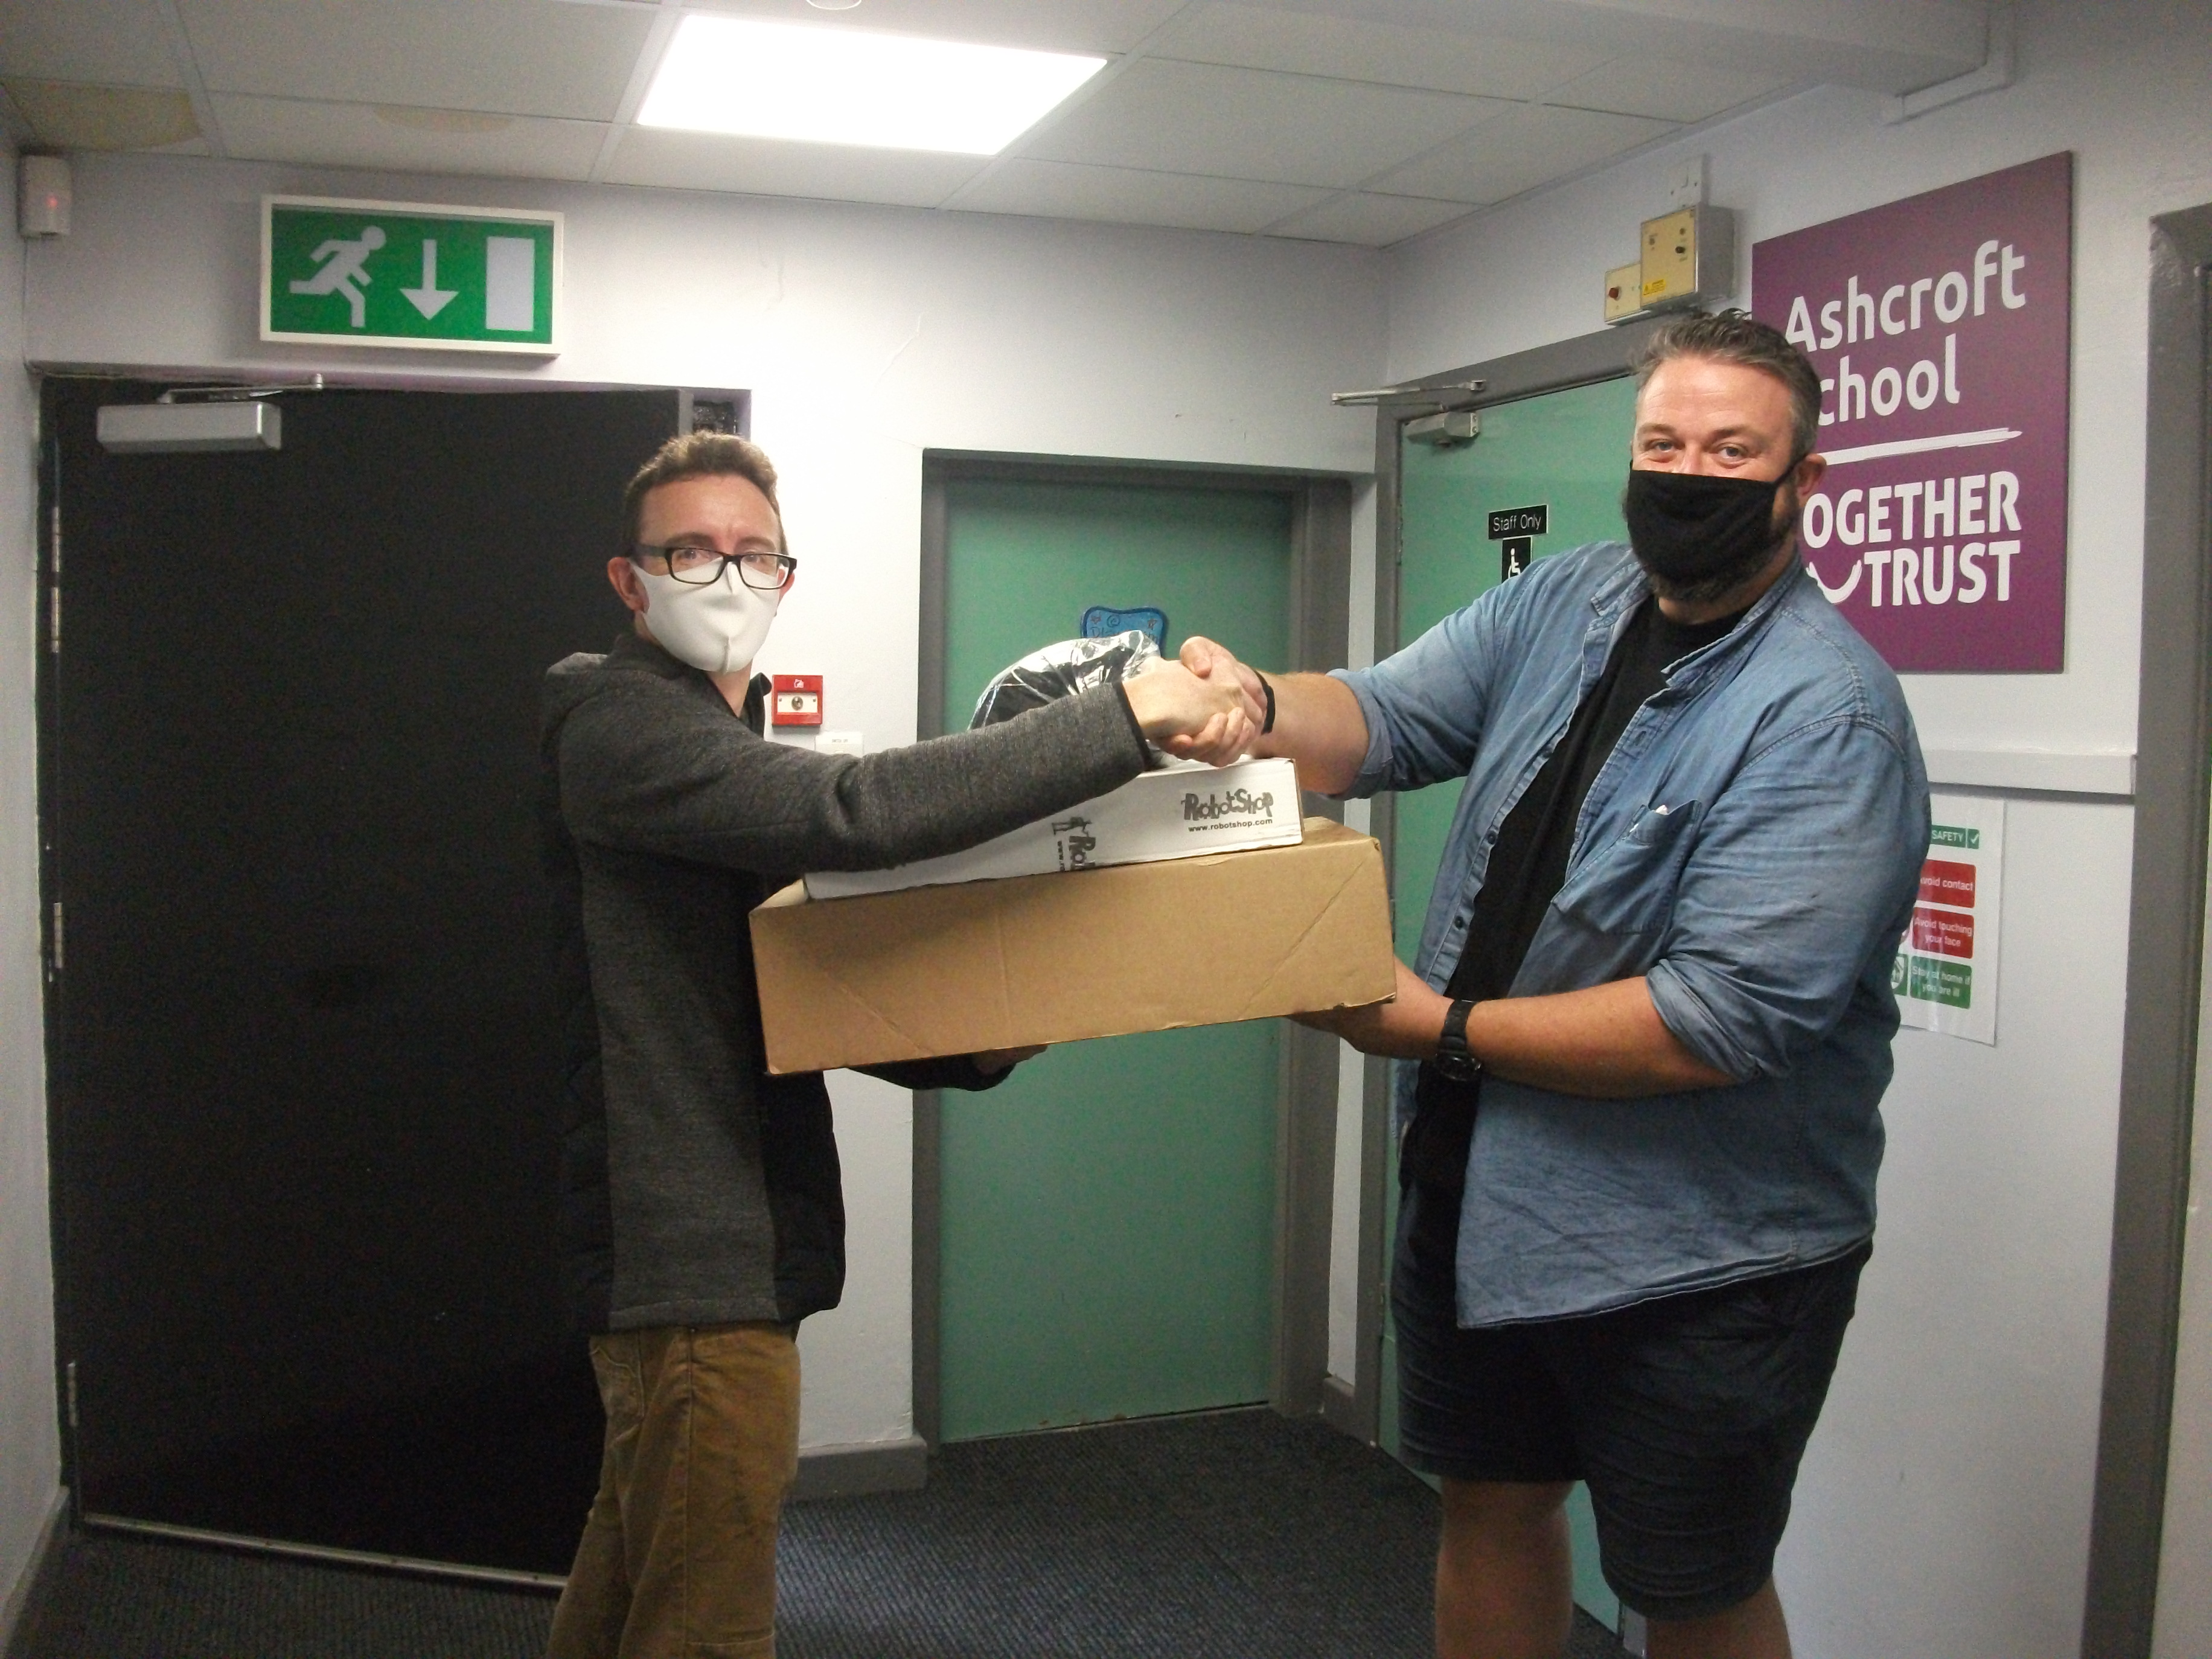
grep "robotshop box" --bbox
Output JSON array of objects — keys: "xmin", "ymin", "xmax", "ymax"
[
  {"xmin": 802, "ymin": 757, "xmax": 1303, "ymax": 900},
  {"xmin": 750, "ymin": 817, "xmax": 1395, "ymax": 1075}
]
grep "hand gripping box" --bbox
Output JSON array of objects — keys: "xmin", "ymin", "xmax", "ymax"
[
  {"xmin": 802, "ymin": 756, "xmax": 1302, "ymax": 900},
  {"xmin": 750, "ymin": 818, "xmax": 1395, "ymax": 1075}
]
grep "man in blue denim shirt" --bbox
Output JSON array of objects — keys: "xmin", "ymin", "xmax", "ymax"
[{"xmin": 1177, "ymin": 313, "xmax": 1927, "ymax": 1659}]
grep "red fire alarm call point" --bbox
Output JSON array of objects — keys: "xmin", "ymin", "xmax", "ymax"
[{"xmin": 771, "ymin": 674, "xmax": 823, "ymax": 727}]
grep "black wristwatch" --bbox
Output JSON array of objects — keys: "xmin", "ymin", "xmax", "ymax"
[{"xmin": 1432, "ymin": 998, "xmax": 1483, "ymax": 1083}]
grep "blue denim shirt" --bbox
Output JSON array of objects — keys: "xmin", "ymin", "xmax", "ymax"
[{"xmin": 1337, "ymin": 542, "xmax": 1929, "ymax": 1326}]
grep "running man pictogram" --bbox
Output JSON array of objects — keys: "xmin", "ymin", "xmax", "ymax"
[{"xmin": 287, "ymin": 225, "xmax": 386, "ymax": 328}]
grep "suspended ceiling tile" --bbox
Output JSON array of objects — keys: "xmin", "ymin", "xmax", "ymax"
[
  {"xmin": 683, "ymin": 0, "xmax": 1185, "ymax": 56},
  {"xmin": 1151, "ymin": 4, "xmax": 1609, "ymax": 100},
  {"xmin": 0, "ymin": 0, "xmax": 182, "ymax": 88},
  {"xmin": 1021, "ymin": 59, "xmax": 1504, "ymax": 191},
  {"xmin": 5, "ymin": 80, "xmax": 199, "ymax": 150},
  {"xmin": 1266, "ymin": 190, "xmax": 1473, "ymax": 248},
  {"xmin": 1547, "ymin": 55, "xmax": 1797, "ymax": 123},
  {"xmin": 212, "ymin": 94, "xmax": 609, "ymax": 181},
  {"xmin": 604, "ymin": 127, "xmax": 991, "ymax": 208},
  {"xmin": 949, "ymin": 158, "xmax": 1332, "ymax": 234},
  {"xmin": 178, "ymin": 0, "xmax": 651, "ymax": 120},
  {"xmin": 1376, "ymin": 102, "xmax": 1675, "ymax": 205}
]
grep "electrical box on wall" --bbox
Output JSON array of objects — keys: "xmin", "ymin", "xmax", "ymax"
[
  {"xmin": 1605, "ymin": 204, "xmax": 1736, "ymax": 325},
  {"xmin": 771, "ymin": 674, "xmax": 822, "ymax": 727},
  {"xmin": 1638, "ymin": 205, "xmax": 1733, "ymax": 312},
  {"xmin": 1603, "ymin": 262, "xmax": 1643, "ymax": 323}
]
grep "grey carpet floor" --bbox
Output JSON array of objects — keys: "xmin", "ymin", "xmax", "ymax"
[{"xmin": 14, "ymin": 1410, "xmax": 1630, "ymax": 1658}]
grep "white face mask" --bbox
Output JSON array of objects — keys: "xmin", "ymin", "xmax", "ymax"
[{"xmin": 635, "ymin": 564, "xmax": 781, "ymax": 677}]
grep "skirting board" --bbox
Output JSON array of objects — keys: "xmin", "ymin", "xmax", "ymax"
[
  {"xmin": 0, "ymin": 1487, "xmax": 68, "ymax": 1657},
  {"xmin": 791, "ymin": 1436, "xmax": 928, "ymax": 1502}
]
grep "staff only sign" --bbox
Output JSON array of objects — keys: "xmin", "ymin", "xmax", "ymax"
[{"xmin": 1753, "ymin": 153, "xmax": 2073, "ymax": 671}]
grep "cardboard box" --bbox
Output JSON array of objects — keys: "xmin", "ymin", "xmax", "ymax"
[
  {"xmin": 751, "ymin": 817, "xmax": 1395, "ymax": 1075},
  {"xmin": 803, "ymin": 756, "xmax": 1302, "ymax": 900}
]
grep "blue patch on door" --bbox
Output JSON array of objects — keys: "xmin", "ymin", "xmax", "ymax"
[{"xmin": 1082, "ymin": 605, "xmax": 1168, "ymax": 647}]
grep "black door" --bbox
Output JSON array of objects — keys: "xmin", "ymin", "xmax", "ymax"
[{"xmin": 43, "ymin": 381, "xmax": 681, "ymax": 1574}]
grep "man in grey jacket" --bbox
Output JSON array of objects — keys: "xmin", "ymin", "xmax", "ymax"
[{"xmin": 540, "ymin": 432, "xmax": 1250, "ymax": 1659}]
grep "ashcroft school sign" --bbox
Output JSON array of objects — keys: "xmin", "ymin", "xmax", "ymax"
[
  {"xmin": 1753, "ymin": 153, "xmax": 2073, "ymax": 673},
  {"xmin": 261, "ymin": 196, "xmax": 562, "ymax": 354}
]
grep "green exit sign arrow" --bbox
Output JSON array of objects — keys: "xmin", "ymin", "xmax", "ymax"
[{"xmin": 261, "ymin": 196, "xmax": 562, "ymax": 354}]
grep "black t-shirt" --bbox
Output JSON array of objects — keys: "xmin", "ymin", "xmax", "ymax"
[{"xmin": 1400, "ymin": 595, "xmax": 1744, "ymax": 1191}]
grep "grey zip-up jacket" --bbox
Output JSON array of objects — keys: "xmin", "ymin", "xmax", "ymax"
[{"xmin": 540, "ymin": 631, "xmax": 1152, "ymax": 1331}]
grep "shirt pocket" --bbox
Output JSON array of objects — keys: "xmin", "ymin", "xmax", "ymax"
[{"xmin": 1552, "ymin": 800, "xmax": 1702, "ymax": 937}]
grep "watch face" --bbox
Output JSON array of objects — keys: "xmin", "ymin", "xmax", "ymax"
[{"xmin": 1433, "ymin": 1052, "xmax": 1481, "ymax": 1083}]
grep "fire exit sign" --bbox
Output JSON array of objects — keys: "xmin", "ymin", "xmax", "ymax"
[{"xmin": 260, "ymin": 196, "xmax": 561, "ymax": 354}]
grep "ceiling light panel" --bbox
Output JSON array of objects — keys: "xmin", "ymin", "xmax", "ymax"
[{"xmin": 638, "ymin": 14, "xmax": 1106, "ymax": 155}]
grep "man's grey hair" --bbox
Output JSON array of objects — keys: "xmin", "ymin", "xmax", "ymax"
[{"xmin": 1633, "ymin": 308, "xmax": 1823, "ymax": 464}]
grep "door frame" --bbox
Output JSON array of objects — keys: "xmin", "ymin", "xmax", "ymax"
[
  {"xmin": 912, "ymin": 453, "xmax": 1353, "ymax": 1443},
  {"xmin": 1343, "ymin": 321, "xmax": 1668, "ymax": 1443},
  {"xmin": 2080, "ymin": 202, "xmax": 2212, "ymax": 1659}
]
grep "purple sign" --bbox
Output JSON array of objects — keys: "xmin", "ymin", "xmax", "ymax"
[{"xmin": 1753, "ymin": 153, "xmax": 2073, "ymax": 672}]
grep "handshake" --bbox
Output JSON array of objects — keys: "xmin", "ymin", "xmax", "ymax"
[{"xmin": 1117, "ymin": 636, "xmax": 1271, "ymax": 768}]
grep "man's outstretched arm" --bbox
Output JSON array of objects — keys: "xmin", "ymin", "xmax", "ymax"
[
  {"xmin": 1162, "ymin": 636, "xmax": 1370, "ymax": 794},
  {"xmin": 1305, "ymin": 960, "xmax": 1736, "ymax": 1098}
]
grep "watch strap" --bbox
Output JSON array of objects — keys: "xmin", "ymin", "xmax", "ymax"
[{"xmin": 1433, "ymin": 997, "xmax": 1481, "ymax": 1081}]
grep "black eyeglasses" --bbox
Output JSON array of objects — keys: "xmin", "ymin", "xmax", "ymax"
[{"xmin": 634, "ymin": 544, "xmax": 798, "ymax": 590}]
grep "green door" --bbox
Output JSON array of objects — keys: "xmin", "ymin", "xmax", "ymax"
[
  {"xmin": 935, "ymin": 478, "xmax": 1294, "ymax": 1440},
  {"xmin": 1386, "ymin": 376, "xmax": 1641, "ymax": 1628}
]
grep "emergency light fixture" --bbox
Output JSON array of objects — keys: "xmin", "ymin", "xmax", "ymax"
[{"xmin": 636, "ymin": 14, "xmax": 1105, "ymax": 155}]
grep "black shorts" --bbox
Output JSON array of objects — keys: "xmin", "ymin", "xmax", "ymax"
[{"xmin": 1393, "ymin": 1179, "xmax": 1868, "ymax": 1622}]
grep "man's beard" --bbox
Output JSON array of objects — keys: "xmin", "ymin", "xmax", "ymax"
[{"xmin": 1637, "ymin": 484, "xmax": 1801, "ymax": 608}]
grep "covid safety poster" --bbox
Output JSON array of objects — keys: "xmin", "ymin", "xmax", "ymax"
[
  {"xmin": 1753, "ymin": 153, "xmax": 2073, "ymax": 671},
  {"xmin": 1895, "ymin": 793, "xmax": 2004, "ymax": 1044}
]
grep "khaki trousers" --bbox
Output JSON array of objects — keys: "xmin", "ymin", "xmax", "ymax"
[{"xmin": 546, "ymin": 1322, "xmax": 801, "ymax": 1659}]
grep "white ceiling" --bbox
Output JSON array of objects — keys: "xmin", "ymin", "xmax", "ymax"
[{"xmin": 0, "ymin": 0, "xmax": 1990, "ymax": 248}]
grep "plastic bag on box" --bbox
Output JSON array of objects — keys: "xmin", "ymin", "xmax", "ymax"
[
  {"xmin": 967, "ymin": 630, "xmax": 1154, "ymax": 724},
  {"xmin": 969, "ymin": 630, "xmax": 1180, "ymax": 766}
]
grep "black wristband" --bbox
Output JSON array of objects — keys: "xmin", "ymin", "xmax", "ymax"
[
  {"xmin": 1112, "ymin": 681, "xmax": 1150, "ymax": 758},
  {"xmin": 1256, "ymin": 673, "xmax": 1277, "ymax": 735}
]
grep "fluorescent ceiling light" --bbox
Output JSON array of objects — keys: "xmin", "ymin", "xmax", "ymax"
[{"xmin": 637, "ymin": 15, "xmax": 1107, "ymax": 155}]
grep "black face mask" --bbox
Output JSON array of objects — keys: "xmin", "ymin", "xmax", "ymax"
[{"xmin": 1622, "ymin": 468, "xmax": 1794, "ymax": 604}]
